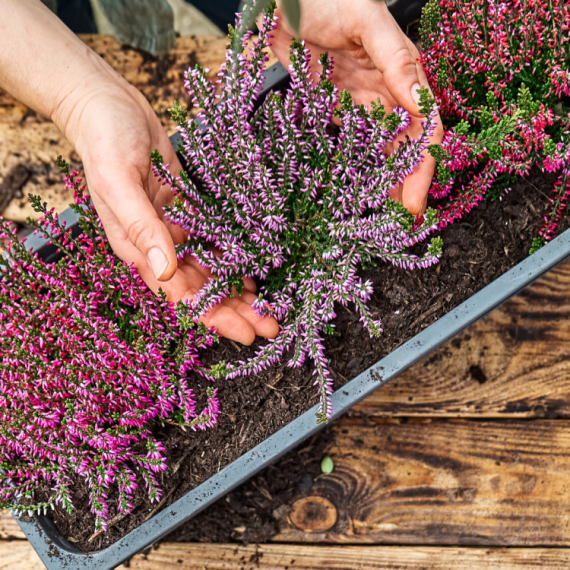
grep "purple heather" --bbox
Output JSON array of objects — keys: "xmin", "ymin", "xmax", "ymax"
[{"xmin": 152, "ymin": 3, "xmax": 442, "ymax": 423}]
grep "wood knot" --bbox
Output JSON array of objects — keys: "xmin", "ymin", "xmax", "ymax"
[{"xmin": 289, "ymin": 496, "xmax": 337, "ymax": 532}]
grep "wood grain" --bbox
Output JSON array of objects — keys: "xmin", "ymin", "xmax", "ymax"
[
  {"xmin": 4, "ymin": 541, "xmax": 570, "ymax": 570},
  {"xmin": 118, "ymin": 543, "xmax": 570, "ymax": 569},
  {"xmin": 354, "ymin": 258, "xmax": 570, "ymax": 418},
  {"xmin": 274, "ymin": 418, "xmax": 570, "ymax": 545}
]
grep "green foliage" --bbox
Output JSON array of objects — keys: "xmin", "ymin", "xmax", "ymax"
[
  {"xmin": 428, "ymin": 236, "xmax": 443, "ymax": 257},
  {"xmin": 417, "ymin": 85, "xmax": 436, "ymax": 118},
  {"xmin": 529, "ymin": 236, "xmax": 546, "ymax": 255},
  {"xmin": 209, "ymin": 361, "xmax": 228, "ymax": 380},
  {"xmin": 386, "ymin": 198, "xmax": 415, "ymax": 231},
  {"xmin": 420, "ymin": 0, "xmax": 442, "ymax": 46},
  {"xmin": 169, "ymin": 100, "xmax": 188, "ymax": 125},
  {"xmin": 370, "ymin": 98, "xmax": 386, "ymax": 122}
]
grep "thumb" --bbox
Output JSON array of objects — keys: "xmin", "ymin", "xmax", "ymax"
[
  {"xmin": 361, "ymin": 8, "xmax": 423, "ymax": 116},
  {"xmin": 87, "ymin": 166, "xmax": 178, "ymax": 282}
]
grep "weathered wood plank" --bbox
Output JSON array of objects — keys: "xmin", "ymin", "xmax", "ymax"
[
  {"xmin": 274, "ymin": 418, "xmax": 570, "ymax": 545},
  {"xmin": 119, "ymin": 543, "xmax": 570, "ymax": 569},
  {"xmin": 4, "ymin": 541, "xmax": 570, "ymax": 570},
  {"xmin": 354, "ymin": 258, "xmax": 570, "ymax": 418},
  {"xmin": 0, "ymin": 540, "xmax": 45, "ymax": 569},
  {"xmin": 0, "ymin": 122, "xmax": 81, "ymax": 222},
  {"xmin": 0, "ymin": 510, "xmax": 24, "ymax": 540}
]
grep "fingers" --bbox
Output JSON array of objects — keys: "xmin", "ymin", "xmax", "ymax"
[
  {"xmin": 194, "ymin": 289, "xmax": 279, "ymax": 345},
  {"xmin": 222, "ymin": 292, "xmax": 280, "ymax": 340},
  {"xmin": 87, "ymin": 163, "xmax": 178, "ymax": 282},
  {"xmin": 199, "ymin": 302, "xmax": 257, "ymax": 345},
  {"xmin": 359, "ymin": 10, "xmax": 443, "ymax": 216},
  {"xmin": 361, "ymin": 7, "xmax": 424, "ymax": 117},
  {"xmin": 243, "ymin": 277, "xmax": 257, "ymax": 293},
  {"xmin": 400, "ymin": 154, "xmax": 434, "ymax": 215},
  {"xmin": 177, "ymin": 262, "xmax": 279, "ymax": 343}
]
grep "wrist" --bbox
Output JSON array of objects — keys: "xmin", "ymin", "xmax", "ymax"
[{"xmin": 50, "ymin": 48, "xmax": 131, "ymax": 152}]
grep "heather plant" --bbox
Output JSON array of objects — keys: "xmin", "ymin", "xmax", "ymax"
[
  {"xmin": 152, "ymin": 5, "xmax": 442, "ymax": 423},
  {"xmin": 420, "ymin": 0, "xmax": 570, "ymax": 252},
  {"xmin": 0, "ymin": 163, "xmax": 219, "ymax": 532}
]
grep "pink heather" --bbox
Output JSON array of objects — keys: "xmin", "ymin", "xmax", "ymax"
[
  {"xmin": 0, "ymin": 166, "xmax": 219, "ymax": 532},
  {"xmin": 421, "ymin": 0, "xmax": 570, "ymax": 252}
]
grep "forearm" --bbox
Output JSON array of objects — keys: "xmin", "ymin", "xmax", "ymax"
[{"xmin": 0, "ymin": 0, "xmax": 126, "ymax": 141}]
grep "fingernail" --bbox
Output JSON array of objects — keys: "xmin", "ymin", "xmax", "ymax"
[
  {"xmin": 411, "ymin": 83, "xmax": 422, "ymax": 106},
  {"xmin": 148, "ymin": 247, "xmax": 169, "ymax": 280}
]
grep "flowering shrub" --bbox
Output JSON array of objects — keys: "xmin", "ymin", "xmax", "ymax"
[
  {"xmin": 0, "ymin": 163, "xmax": 219, "ymax": 531},
  {"xmin": 152, "ymin": 5, "xmax": 442, "ymax": 423},
  {"xmin": 420, "ymin": 0, "xmax": 570, "ymax": 252}
]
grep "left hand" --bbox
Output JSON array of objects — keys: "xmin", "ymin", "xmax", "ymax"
[{"xmin": 57, "ymin": 78, "xmax": 279, "ymax": 345}]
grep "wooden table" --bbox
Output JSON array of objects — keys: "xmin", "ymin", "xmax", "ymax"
[{"xmin": 2, "ymin": 35, "xmax": 570, "ymax": 570}]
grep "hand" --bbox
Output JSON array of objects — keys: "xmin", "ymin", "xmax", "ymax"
[
  {"xmin": 271, "ymin": 0, "xmax": 443, "ymax": 214},
  {"xmin": 54, "ymin": 77, "xmax": 279, "ymax": 345},
  {"xmin": 0, "ymin": 0, "xmax": 278, "ymax": 344}
]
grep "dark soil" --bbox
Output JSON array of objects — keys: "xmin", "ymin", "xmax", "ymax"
[{"xmin": 38, "ymin": 169, "xmax": 569, "ymax": 552}]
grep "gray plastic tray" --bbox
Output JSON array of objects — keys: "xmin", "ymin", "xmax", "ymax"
[{"xmin": 13, "ymin": 63, "xmax": 570, "ymax": 569}]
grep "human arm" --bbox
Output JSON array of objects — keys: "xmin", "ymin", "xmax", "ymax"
[{"xmin": 0, "ymin": 0, "xmax": 279, "ymax": 344}]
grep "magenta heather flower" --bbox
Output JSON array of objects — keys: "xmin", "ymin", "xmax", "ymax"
[
  {"xmin": 0, "ymin": 164, "xmax": 219, "ymax": 532},
  {"xmin": 420, "ymin": 0, "xmax": 570, "ymax": 252},
  {"xmin": 152, "ymin": 4, "xmax": 442, "ymax": 423}
]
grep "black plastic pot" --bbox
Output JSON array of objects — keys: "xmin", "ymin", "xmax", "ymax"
[
  {"xmin": 387, "ymin": 0, "xmax": 430, "ymax": 33},
  {"xmin": 13, "ymin": 63, "xmax": 570, "ymax": 569}
]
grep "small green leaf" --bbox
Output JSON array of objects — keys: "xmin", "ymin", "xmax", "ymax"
[
  {"xmin": 321, "ymin": 456, "xmax": 334, "ymax": 474},
  {"xmin": 529, "ymin": 236, "xmax": 546, "ymax": 255}
]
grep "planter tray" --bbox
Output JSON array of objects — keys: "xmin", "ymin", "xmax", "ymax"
[{"xmin": 14, "ymin": 63, "xmax": 570, "ymax": 569}]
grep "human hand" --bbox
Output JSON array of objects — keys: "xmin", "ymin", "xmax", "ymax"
[
  {"xmin": 0, "ymin": 0, "xmax": 278, "ymax": 344},
  {"xmin": 53, "ymin": 76, "xmax": 279, "ymax": 345},
  {"xmin": 271, "ymin": 0, "xmax": 443, "ymax": 214}
]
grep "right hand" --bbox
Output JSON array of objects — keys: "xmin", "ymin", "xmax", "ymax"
[{"xmin": 272, "ymin": 0, "xmax": 443, "ymax": 215}]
